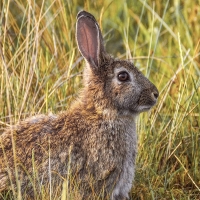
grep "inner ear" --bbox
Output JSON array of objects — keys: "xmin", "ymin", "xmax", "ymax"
[{"xmin": 76, "ymin": 16, "xmax": 100, "ymax": 67}]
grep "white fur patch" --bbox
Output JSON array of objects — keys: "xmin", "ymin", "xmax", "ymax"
[{"xmin": 25, "ymin": 113, "xmax": 57, "ymax": 124}]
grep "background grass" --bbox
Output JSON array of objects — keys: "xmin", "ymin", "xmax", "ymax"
[{"xmin": 0, "ymin": 0, "xmax": 199, "ymax": 199}]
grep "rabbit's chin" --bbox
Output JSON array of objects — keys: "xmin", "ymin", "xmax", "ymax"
[{"xmin": 135, "ymin": 104, "xmax": 155, "ymax": 113}]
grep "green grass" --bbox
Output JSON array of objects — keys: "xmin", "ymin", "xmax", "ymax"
[{"xmin": 0, "ymin": 0, "xmax": 199, "ymax": 199}]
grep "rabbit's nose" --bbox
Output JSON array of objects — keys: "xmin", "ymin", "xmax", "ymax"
[{"xmin": 151, "ymin": 91, "xmax": 159, "ymax": 101}]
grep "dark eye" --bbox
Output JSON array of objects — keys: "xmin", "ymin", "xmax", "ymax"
[{"xmin": 118, "ymin": 71, "xmax": 129, "ymax": 82}]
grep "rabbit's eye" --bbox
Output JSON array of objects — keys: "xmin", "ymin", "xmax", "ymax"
[{"xmin": 118, "ymin": 71, "xmax": 129, "ymax": 82}]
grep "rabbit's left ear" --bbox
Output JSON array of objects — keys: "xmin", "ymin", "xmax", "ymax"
[{"xmin": 76, "ymin": 11, "xmax": 105, "ymax": 68}]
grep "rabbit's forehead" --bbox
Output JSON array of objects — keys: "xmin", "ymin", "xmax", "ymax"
[{"xmin": 113, "ymin": 61, "xmax": 140, "ymax": 75}]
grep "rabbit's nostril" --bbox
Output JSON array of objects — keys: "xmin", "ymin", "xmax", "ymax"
[{"xmin": 151, "ymin": 91, "xmax": 159, "ymax": 100}]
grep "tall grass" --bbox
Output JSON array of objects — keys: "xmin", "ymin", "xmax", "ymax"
[{"xmin": 0, "ymin": 0, "xmax": 199, "ymax": 199}]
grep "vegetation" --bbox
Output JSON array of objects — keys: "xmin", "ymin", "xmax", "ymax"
[{"xmin": 0, "ymin": 0, "xmax": 199, "ymax": 199}]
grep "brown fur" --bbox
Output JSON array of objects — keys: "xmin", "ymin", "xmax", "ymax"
[{"xmin": 0, "ymin": 11, "xmax": 159, "ymax": 200}]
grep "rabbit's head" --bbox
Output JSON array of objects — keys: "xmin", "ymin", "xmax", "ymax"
[{"xmin": 76, "ymin": 11, "xmax": 159, "ymax": 116}]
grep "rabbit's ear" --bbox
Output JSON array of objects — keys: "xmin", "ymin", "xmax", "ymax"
[{"xmin": 76, "ymin": 11, "xmax": 105, "ymax": 68}]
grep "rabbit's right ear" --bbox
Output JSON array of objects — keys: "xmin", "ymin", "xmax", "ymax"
[{"xmin": 76, "ymin": 11, "xmax": 105, "ymax": 69}]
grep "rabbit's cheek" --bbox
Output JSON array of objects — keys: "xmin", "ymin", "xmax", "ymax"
[{"xmin": 113, "ymin": 91, "xmax": 138, "ymax": 112}]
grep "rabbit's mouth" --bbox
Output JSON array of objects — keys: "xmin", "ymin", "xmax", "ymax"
[
  {"xmin": 135, "ymin": 95, "xmax": 158, "ymax": 113},
  {"xmin": 135, "ymin": 88, "xmax": 159, "ymax": 112}
]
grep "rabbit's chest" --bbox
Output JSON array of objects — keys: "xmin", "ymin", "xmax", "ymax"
[{"xmin": 112, "ymin": 122, "xmax": 137, "ymax": 199}]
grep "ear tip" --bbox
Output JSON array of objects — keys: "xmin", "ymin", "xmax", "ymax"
[
  {"xmin": 77, "ymin": 10, "xmax": 86, "ymax": 19},
  {"xmin": 77, "ymin": 10, "xmax": 96, "ymax": 22}
]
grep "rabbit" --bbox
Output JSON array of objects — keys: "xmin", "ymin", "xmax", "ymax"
[{"xmin": 0, "ymin": 10, "xmax": 159, "ymax": 200}]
